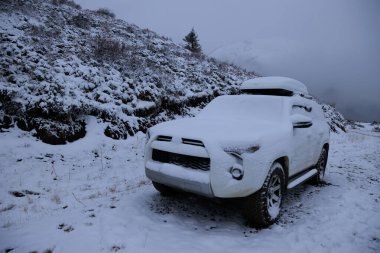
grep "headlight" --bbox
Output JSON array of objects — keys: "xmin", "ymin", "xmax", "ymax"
[
  {"xmin": 224, "ymin": 145, "xmax": 260, "ymax": 157},
  {"xmin": 224, "ymin": 145, "xmax": 259, "ymax": 180},
  {"xmin": 226, "ymin": 151, "xmax": 243, "ymax": 161}
]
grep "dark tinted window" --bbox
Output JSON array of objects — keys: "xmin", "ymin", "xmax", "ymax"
[{"xmin": 241, "ymin": 89, "xmax": 293, "ymax": 96}]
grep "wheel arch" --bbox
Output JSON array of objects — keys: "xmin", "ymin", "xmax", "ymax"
[
  {"xmin": 323, "ymin": 143, "xmax": 329, "ymax": 152},
  {"xmin": 322, "ymin": 143, "xmax": 329, "ymax": 160},
  {"xmin": 273, "ymin": 156, "xmax": 289, "ymax": 187}
]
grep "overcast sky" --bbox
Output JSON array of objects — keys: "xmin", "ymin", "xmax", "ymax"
[{"xmin": 76, "ymin": 0, "xmax": 380, "ymax": 122}]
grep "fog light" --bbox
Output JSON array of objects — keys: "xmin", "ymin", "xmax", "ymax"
[{"xmin": 230, "ymin": 164, "xmax": 244, "ymax": 180}]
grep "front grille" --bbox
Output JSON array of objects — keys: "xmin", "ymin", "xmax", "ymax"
[
  {"xmin": 152, "ymin": 149, "xmax": 210, "ymax": 171},
  {"xmin": 157, "ymin": 135, "xmax": 172, "ymax": 142},
  {"xmin": 182, "ymin": 138, "xmax": 205, "ymax": 147}
]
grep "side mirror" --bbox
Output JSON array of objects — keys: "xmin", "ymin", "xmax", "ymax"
[{"xmin": 291, "ymin": 114, "xmax": 313, "ymax": 128}]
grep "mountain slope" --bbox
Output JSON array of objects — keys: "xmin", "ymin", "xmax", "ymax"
[
  {"xmin": 0, "ymin": 0, "xmax": 254, "ymax": 144},
  {"xmin": 0, "ymin": 0, "xmax": 346, "ymax": 144}
]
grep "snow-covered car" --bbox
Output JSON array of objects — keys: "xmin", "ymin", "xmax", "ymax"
[{"xmin": 144, "ymin": 77, "xmax": 330, "ymax": 227}]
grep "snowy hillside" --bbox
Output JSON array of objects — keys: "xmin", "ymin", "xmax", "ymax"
[
  {"xmin": 0, "ymin": 120, "xmax": 379, "ymax": 252},
  {"xmin": 0, "ymin": 0, "xmax": 347, "ymax": 145},
  {"xmin": 1, "ymin": 2, "xmax": 378, "ymax": 252},
  {"xmin": 0, "ymin": 0, "xmax": 254, "ymax": 144}
]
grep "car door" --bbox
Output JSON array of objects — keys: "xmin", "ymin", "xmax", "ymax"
[
  {"xmin": 290, "ymin": 102, "xmax": 316, "ymax": 175},
  {"xmin": 307, "ymin": 103, "xmax": 326, "ymax": 164}
]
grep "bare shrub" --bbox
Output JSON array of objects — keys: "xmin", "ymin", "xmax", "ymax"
[
  {"xmin": 52, "ymin": 0, "xmax": 81, "ymax": 9},
  {"xmin": 96, "ymin": 8, "xmax": 115, "ymax": 18},
  {"xmin": 27, "ymin": 24, "xmax": 61, "ymax": 38},
  {"xmin": 193, "ymin": 52, "xmax": 206, "ymax": 61},
  {"xmin": 27, "ymin": 24, "xmax": 45, "ymax": 37},
  {"xmin": 71, "ymin": 14, "xmax": 90, "ymax": 29},
  {"xmin": 94, "ymin": 35, "xmax": 125, "ymax": 59},
  {"xmin": 66, "ymin": 0, "xmax": 81, "ymax": 9},
  {"xmin": 1, "ymin": 0, "xmax": 26, "ymax": 8},
  {"xmin": 52, "ymin": 0, "xmax": 69, "ymax": 5}
]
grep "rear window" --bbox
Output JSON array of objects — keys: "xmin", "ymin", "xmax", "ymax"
[{"xmin": 241, "ymin": 89, "xmax": 293, "ymax": 96}]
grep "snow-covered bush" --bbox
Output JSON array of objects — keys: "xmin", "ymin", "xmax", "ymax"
[
  {"xmin": 70, "ymin": 14, "xmax": 90, "ymax": 29},
  {"xmin": 94, "ymin": 35, "xmax": 126, "ymax": 59},
  {"xmin": 322, "ymin": 104, "xmax": 347, "ymax": 133}
]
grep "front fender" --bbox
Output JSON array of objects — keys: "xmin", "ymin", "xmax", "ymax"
[{"xmin": 207, "ymin": 139, "xmax": 290, "ymax": 198}]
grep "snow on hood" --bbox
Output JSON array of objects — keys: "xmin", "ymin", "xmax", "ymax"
[
  {"xmin": 151, "ymin": 117, "xmax": 289, "ymax": 149},
  {"xmin": 151, "ymin": 95, "xmax": 291, "ymax": 148}
]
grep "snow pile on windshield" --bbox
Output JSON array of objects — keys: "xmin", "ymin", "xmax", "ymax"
[{"xmin": 198, "ymin": 95, "xmax": 285, "ymax": 122}]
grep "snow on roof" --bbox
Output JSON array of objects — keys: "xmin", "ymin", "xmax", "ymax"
[{"xmin": 241, "ymin": 76, "xmax": 308, "ymax": 95}]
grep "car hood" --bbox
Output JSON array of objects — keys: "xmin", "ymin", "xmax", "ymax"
[{"xmin": 150, "ymin": 117, "xmax": 289, "ymax": 148}]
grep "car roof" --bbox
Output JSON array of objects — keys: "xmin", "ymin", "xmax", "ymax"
[{"xmin": 241, "ymin": 76, "xmax": 308, "ymax": 95}]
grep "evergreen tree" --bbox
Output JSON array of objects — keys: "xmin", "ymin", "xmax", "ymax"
[{"xmin": 183, "ymin": 28, "xmax": 201, "ymax": 54}]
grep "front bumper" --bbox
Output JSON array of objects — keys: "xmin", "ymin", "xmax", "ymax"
[
  {"xmin": 145, "ymin": 136, "xmax": 274, "ymax": 198},
  {"xmin": 145, "ymin": 161, "xmax": 214, "ymax": 197}
]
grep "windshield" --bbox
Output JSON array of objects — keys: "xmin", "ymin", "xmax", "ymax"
[{"xmin": 197, "ymin": 95, "xmax": 285, "ymax": 122}]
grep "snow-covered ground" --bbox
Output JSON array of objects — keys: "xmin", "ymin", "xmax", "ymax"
[{"xmin": 0, "ymin": 118, "xmax": 379, "ymax": 253}]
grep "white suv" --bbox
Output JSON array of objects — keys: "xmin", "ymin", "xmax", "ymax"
[{"xmin": 145, "ymin": 77, "xmax": 330, "ymax": 227}]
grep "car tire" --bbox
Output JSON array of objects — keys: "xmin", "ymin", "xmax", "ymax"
[
  {"xmin": 244, "ymin": 162, "xmax": 285, "ymax": 228},
  {"xmin": 152, "ymin": 181, "xmax": 176, "ymax": 196},
  {"xmin": 309, "ymin": 148, "xmax": 328, "ymax": 185}
]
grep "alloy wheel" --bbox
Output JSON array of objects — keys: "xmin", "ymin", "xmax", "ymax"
[{"xmin": 267, "ymin": 173, "xmax": 282, "ymax": 219}]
